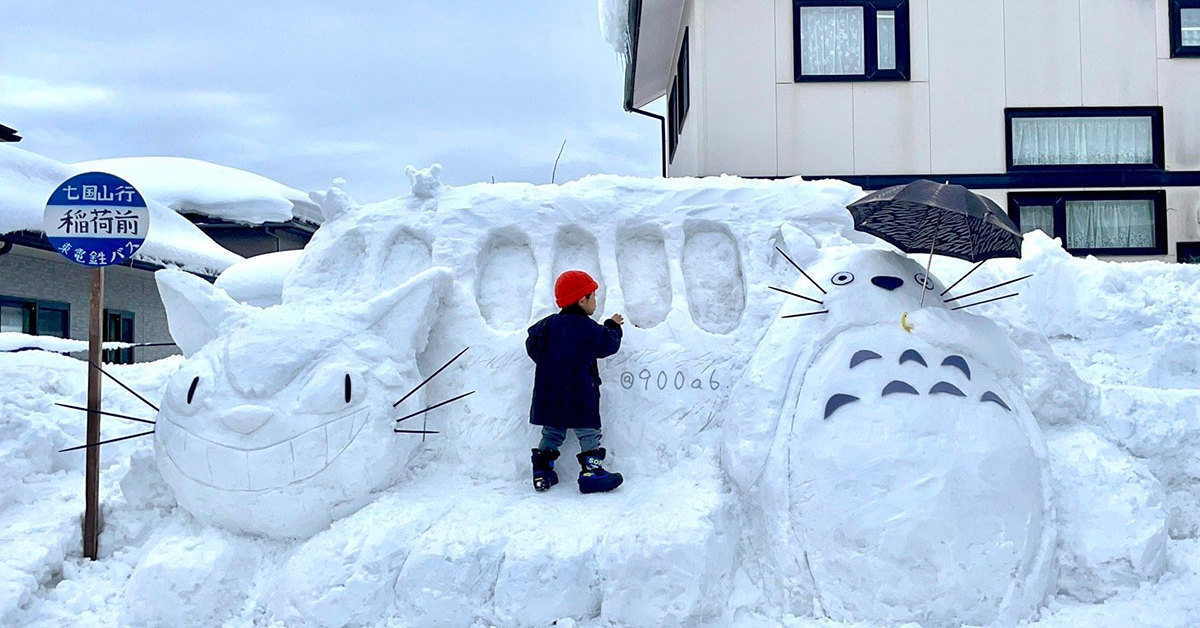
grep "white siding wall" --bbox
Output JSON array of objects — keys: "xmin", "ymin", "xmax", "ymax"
[{"xmin": 929, "ymin": 0, "xmax": 1005, "ymax": 173}]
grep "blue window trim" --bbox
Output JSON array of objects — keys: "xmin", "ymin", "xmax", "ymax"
[
  {"xmin": 1178, "ymin": 241, "xmax": 1200, "ymax": 263},
  {"xmin": 1007, "ymin": 190, "xmax": 1168, "ymax": 257},
  {"xmin": 668, "ymin": 29, "xmax": 690, "ymax": 163},
  {"xmin": 792, "ymin": 0, "xmax": 910, "ymax": 82},
  {"xmin": 1170, "ymin": 0, "xmax": 1200, "ymax": 58},
  {"xmin": 1004, "ymin": 106, "xmax": 1165, "ymax": 172},
  {"xmin": 0, "ymin": 294, "xmax": 71, "ymax": 338},
  {"xmin": 103, "ymin": 308, "xmax": 136, "ymax": 364}
]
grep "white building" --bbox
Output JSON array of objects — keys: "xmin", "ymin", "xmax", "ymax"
[{"xmin": 622, "ymin": 0, "xmax": 1200, "ymax": 262}]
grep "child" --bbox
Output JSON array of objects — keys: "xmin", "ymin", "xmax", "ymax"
[{"xmin": 526, "ymin": 270, "xmax": 625, "ymax": 493}]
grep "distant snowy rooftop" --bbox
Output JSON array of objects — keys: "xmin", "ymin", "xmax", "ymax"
[{"xmin": 0, "ymin": 146, "xmax": 320, "ymax": 275}]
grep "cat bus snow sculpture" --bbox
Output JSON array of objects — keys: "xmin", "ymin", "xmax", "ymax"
[
  {"xmin": 153, "ymin": 266, "xmax": 450, "ymax": 538},
  {"xmin": 723, "ymin": 246, "xmax": 1055, "ymax": 627}
]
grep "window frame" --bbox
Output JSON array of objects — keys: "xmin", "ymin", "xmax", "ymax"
[
  {"xmin": 792, "ymin": 0, "xmax": 910, "ymax": 83},
  {"xmin": 1007, "ymin": 190, "xmax": 1168, "ymax": 257},
  {"xmin": 1004, "ymin": 106, "xmax": 1165, "ymax": 172},
  {"xmin": 1178, "ymin": 241, "xmax": 1200, "ymax": 263},
  {"xmin": 0, "ymin": 295, "xmax": 70, "ymax": 338},
  {"xmin": 1170, "ymin": 0, "xmax": 1200, "ymax": 58},
  {"xmin": 103, "ymin": 308, "xmax": 136, "ymax": 365},
  {"xmin": 667, "ymin": 28, "xmax": 690, "ymax": 163}
]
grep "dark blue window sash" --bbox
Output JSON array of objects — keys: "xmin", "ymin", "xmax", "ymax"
[
  {"xmin": 1007, "ymin": 189, "xmax": 1168, "ymax": 256},
  {"xmin": 1170, "ymin": 0, "xmax": 1200, "ymax": 58},
  {"xmin": 668, "ymin": 29, "xmax": 690, "ymax": 163},
  {"xmin": 793, "ymin": 0, "xmax": 910, "ymax": 82},
  {"xmin": 1178, "ymin": 241, "xmax": 1200, "ymax": 263},
  {"xmin": 0, "ymin": 295, "xmax": 71, "ymax": 338},
  {"xmin": 1004, "ymin": 106, "xmax": 1165, "ymax": 172}
]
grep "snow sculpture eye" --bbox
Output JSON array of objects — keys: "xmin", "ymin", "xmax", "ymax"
[
  {"xmin": 298, "ymin": 366, "xmax": 364, "ymax": 414},
  {"xmin": 166, "ymin": 362, "xmax": 213, "ymax": 415},
  {"xmin": 831, "ymin": 271, "xmax": 855, "ymax": 286},
  {"xmin": 914, "ymin": 273, "xmax": 935, "ymax": 290}
]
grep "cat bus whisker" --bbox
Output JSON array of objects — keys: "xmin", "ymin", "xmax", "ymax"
[
  {"xmin": 940, "ymin": 261, "xmax": 985, "ymax": 297},
  {"xmin": 88, "ymin": 360, "xmax": 160, "ymax": 412},
  {"xmin": 54, "ymin": 403, "xmax": 155, "ymax": 426},
  {"xmin": 769, "ymin": 285, "xmax": 823, "ymax": 305},
  {"xmin": 394, "ymin": 390, "xmax": 476, "ymax": 427},
  {"xmin": 775, "ymin": 246, "xmax": 826, "ymax": 295},
  {"xmin": 393, "ymin": 347, "xmax": 470, "ymax": 408},
  {"xmin": 59, "ymin": 429, "xmax": 155, "ymax": 453},
  {"xmin": 942, "ymin": 274, "xmax": 1032, "ymax": 303},
  {"xmin": 782, "ymin": 310, "xmax": 830, "ymax": 319},
  {"xmin": 950, "ymin": 293, "xmax": 1020, "ymax": 311}
]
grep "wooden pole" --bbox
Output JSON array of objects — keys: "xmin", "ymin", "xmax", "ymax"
[{"xmin": 84, "ymin": 267, "xmax": 104, "ymax": 560}]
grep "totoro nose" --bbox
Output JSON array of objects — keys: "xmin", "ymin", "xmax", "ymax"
[
  {"xmin": 871, "ymin": 275, "xmax": 904, "ymax": 291},
  {"xmin": 218, "ymin": 404, "xmax": 274, "ymax": 435}
]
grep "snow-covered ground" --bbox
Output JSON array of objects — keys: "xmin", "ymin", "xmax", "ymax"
[{"xmin": 2, "ymin": 172, "xmax": 1198, "ymax": 627}]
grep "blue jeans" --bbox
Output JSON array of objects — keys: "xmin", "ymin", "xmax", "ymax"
[{"xmin": 539, "ymin": 426, "xmax": 601, "ymax": 453}]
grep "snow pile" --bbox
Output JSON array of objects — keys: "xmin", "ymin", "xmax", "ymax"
[
  {"xmin": 74, "ymin": 156, "xmax": 321, "ymax": 225},
  {"xmin": 212, "ymin": 250, "xmax": 301, "ymax": 307},
  {"xmin": 1, "ymin": 173, "xmax": 1198, "ymax": 627}
]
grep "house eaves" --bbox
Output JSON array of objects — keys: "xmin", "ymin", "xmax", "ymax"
[{"xmin": 623, "ymin": 0, "xmax": 687, "ymax": 111}]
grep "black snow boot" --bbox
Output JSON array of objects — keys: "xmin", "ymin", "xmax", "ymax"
[
  {"xmin": 531, "ymin": 448, "xmax": 560, "ymax": 492},
  {"xmin": 576, "ymin": 448, "xmax": 623, "ymax": 494}
]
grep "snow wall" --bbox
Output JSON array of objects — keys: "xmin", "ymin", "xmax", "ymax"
[{"xmin": 140, "ymin": 173, "xmax": 1175, "ymax": 627}]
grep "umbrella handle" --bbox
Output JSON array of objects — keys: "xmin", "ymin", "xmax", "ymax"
[{"xmin": 900, "ymin": 312, "xmax": 914, "ymax": 333}]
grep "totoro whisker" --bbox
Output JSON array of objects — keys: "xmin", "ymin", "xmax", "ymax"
[
  {"xmin": 782, "ymin": 310, "xmax": 830, "ymax": 319},
  {"xmin": 769, "ymin": 285, "xmax": 823, "ymax": 305},
  {"xmin": 393, "ymin": 429, "xmax": 440, "ymax": 435},
  {"xmin": 775, "ymin": 246, "xmax": 826, "ymax": 295},
  {"xmin": 940, "ymin": 261, "xmax": 985, "ymax": 296},
  {"xmin": 88, "ymin": 360, "xmax": 159, "ymax": 412},
  {"xmin": 395, "ymin": 390, "xmax": 475, "ymax": 423},
  {"xmin": 943, "ymin": 274, "xmax": 1032, "ymax": 303},
  {"xmin": 59, "ymin": 429, "xmax": 155, "ymax": 453},
  {"xmin": 951, "ymin": 293, "xmax": 1019, "ymax": 311},
  {"xmin": 54, "ymin": 402, "xmax": 155, "ymax": 426},
  {"xmin": 393, "ymin": 347, "xmax": 469, "ymax": 408}
]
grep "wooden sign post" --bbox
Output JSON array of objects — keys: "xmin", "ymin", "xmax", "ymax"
[{"xmin": 84, "ymin": 268, "xmax": 104, "ymax": 559}]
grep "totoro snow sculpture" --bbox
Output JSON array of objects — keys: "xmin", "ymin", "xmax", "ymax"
[
  {"xmin": 723, "ymin": 246, "xmax": 1056, "ymax": 627},
  {"xmin": 153, "ymin": 266, "xmax": 449, "ymax": 538}
]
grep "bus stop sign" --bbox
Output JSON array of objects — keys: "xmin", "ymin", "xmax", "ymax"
[{"xmin": 44, "ymin": 172, "xmax": 149, "ymax": 267}]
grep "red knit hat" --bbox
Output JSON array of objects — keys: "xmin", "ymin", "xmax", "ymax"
[{"xmin": 554, "ymin": 270, "xmax": 598, "ymax": 308}]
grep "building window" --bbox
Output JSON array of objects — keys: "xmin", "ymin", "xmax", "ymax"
[
  {"xmin": 103, "ymin": 309, "xmax": 135, "ymax": 364},
  {"xmin": 1178, "ymin": 241, "xmax": 1200, "ymax": 263},
  {"xmin": 1005, "ymin": 107, "xmax": 1164, "ymax": 170},
  {"xmin": 793, "ymin": 1, "xmax": 910, "ymax": 82},
  {"xmin": 1008, "ymin": 191, "xmax": 1167, "ymax": 256},
  {"xmin": 668, "ymin": 29, "xmax": 690, "ymax": 161},
  {"xmin": 1170, "ymin": 0, "xmax": 1200, "ymax": 57},
  {"xmin": 0, "ymin": 296, "xmax": 69, "ymax": 338}
]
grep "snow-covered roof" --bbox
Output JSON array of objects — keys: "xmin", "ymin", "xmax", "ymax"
[
  {"xmin": 74, "ymin": 156, "xmax": 322, "ymax": 226},
  {"xmin": 1, "ymin": 146, "xmax": 321, "ymax": 276}
]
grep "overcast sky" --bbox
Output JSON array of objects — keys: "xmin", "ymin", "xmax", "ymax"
[{"xmin": 2, "ymin": 1, "xmax": 662, "ymax": 203}]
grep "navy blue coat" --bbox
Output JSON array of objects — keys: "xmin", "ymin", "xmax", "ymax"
[{"xmin": 526, "ymin": 305, "xmax": 623, "ymax": 429}]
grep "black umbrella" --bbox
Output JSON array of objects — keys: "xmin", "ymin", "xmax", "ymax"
[{"xmin": 846, "ymin": 179, "xmax": 1024, "ymax": 306}]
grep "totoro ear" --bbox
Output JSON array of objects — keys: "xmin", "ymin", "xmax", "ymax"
[
  {"xmin": 156, "ymin": 269, "xmax": 247, "ymax": 356},
  {"xmin": 363, "ymin": 267, "xmax": 451, "ymax": 358}
]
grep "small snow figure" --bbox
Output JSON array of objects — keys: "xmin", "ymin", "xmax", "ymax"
[
  {"xmin": 308, "ymin": 176, "xmax": 357, "ymax": 221},
  {"xmin": 405, "ymin": 163, "xmax": 442, "ymax": 201},
  {"xmin": 526, "ymin": 270, "xmax": 625, "ymax": 494}
]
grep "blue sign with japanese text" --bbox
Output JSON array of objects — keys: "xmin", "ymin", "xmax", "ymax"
[{"xmin": 43, "ymin": 172, "xmax": 150, "ymax": 268}]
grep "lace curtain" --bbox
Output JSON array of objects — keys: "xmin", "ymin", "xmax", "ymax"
[
  {"xmin": 1019, "ymin": 205, "xmax": 1055, "ymax": 236},
  {"xmin": 1011, "ymin": 116, "xmax": 1153, "ymax": 166},
  {"xmin": 1066, "ymin": 200, "xmax": 1155, "ymax": 249},
  {"xmin": 1184, "ymin": 9, "xmax": 1200, "ymax": 46},
  {"xmin": 800, "ymin": 6, "xmax": 864, "ymax": 75},
  {"xmin": 877, "ymin": 11, "xmax": 896, "ymax": 70}
]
